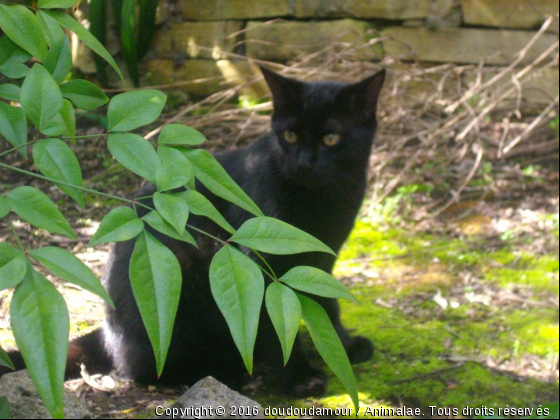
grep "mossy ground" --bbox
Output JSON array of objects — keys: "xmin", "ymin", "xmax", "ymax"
[{"xmin": 252, "ymin": 204, "xmax": 559, "ymax": 418}]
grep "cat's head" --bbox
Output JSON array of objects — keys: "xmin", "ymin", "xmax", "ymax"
[{"xmin": 261, "ymin": 67, "xmax": 385, "ymax": 187}]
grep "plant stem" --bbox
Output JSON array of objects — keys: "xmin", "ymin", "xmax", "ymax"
[
  {"xmin": 251, "ymin": 248, "xmax": 277, "ymax": 280},
  {"xmin": 0, "ymin": 163, "xmax": 234, "ymax": 249},
  {"xmin": 1, "ymin": 162, "xmax": 278, "ymax": 282},
  {"xmin": 185, "ymin": 224, "xmax": 226, "ymax": 245},
  {"xmin": 10, "ymin": 219, "xmax": 25, "ymax": 252},
  {"xmin": 0, "ymin": 162, "xmax": 154, "ymax": 212},
  {"xmin": 0, "ymin": 140, "xmax": 38, "ymax": 158},
  {"xmin": 64, "ymin": 134, "xmax": 108, "ymax": 140}
]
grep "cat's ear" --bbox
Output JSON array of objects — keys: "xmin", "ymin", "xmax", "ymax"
[
  {"xmin": 260, "ymin": 67, "xmax": 303, "ymax": 109},
  {"xmin": 342, "ymin": 69, "xmax": 386, "ymax": 121}
]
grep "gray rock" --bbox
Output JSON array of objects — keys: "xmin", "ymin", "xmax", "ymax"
[
  {"xmin": 152, "ymin": 377, "xmax": 263, "ymax": 419},
  {"xmin": 426, "ymin": 0, "xmax": 463, "ymax": 29},
  {"xmin": 0, "ymin": 370, "xmax": 90, "ymax": 419}
]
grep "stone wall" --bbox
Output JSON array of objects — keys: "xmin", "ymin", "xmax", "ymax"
[{"xmin": 144, "ymin": 0, "xmax": 559, "ymax": 97}]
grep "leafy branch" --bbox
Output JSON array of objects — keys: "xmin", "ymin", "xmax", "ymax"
[{"xmin": 0, "ymin": 1, "xmax": 361, "ymax": 417}]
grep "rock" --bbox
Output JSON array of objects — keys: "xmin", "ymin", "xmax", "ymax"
[
  {"xmin": 145, "ymin": 59, "xmax": 267, "ymax": 97},
  {"xmin": 0, "ymin": 370, "xmax": 90, "ymax": 419},
  {"xmin": 463, "ymin": 0, "xmax": 559, "ymax": 29},
  {"xmin": 294, "ymin": 0, "xmax": 431, "ymax": 20},
  {"xmin": 152, "ymin": 21, "xmax": 244, "ymax": 59},
  {"xmin": 152, "ymin": 377, "xmax": 263, "ymax": 419},
  {"xmin": 246, "ymin": 19, "xmax": 379, "ymax": 62},
  {"xmin": 180, "ymin": 0, "xmax": 291, "ymax": 20},
  {"xmin": 425, "ymin": 0, "xmax": 463, "ymax": 29},
  {"xmin": 383, "ymin": 26, "xmax": 557, "ymax": 66}
]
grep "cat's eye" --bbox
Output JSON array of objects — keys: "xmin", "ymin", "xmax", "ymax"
[
  {"xmin": 323, "ymin": 133, "xmax": 341, "ymax": 147},
  {"xmin": 283, "ymin": 131, "xmax": 298, "ymax": 144}
]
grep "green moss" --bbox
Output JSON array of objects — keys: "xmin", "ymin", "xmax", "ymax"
[{"xmin": 254, "ymin": 218, "xmax": 558, "ymax": 418}]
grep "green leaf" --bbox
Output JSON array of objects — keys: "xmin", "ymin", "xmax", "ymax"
[
  {"xmin": 0, "ymin": 4, "xmax": 47, "ymax": 61},
  {"xmin": 280, "ymin": 266, "xmax": 358, "ymax": 305},
  {"xmin": 209, "ymin": 245, "xmax": 264, "ymax": 374},
  {"xmin": 36, "ymin": 10, "xmax": 65, "ymax": 47},
  {"xmin": 111, "ymin": 0, "xmax": 124, "ymax": 34},
  {"xmin": 298, "ymin": 294, "xmax": 359, "ymax": 411},
  {"xmin": 0, "ymin": 83, "xmax": 21, "ymax": 101},
  {"xmin": 88, "ymin": 0, "xmax": 108, "ymax": 85},
  {"xmin": 11, "ymin": 268, "xmax": 69, "ymax": 419},
  {"xmin": 130, "ymin": 231, "xmax": 182, "ymax": 376},
  {"xmin": 0, "ymin": 36, "xmax": 30, "ymax": 79},
  {"xmin": 540, "ymin": 403, "xmax": 560, "ymax": 419},
  {"xmin": 231, "ymin": 217, "xmax": 336, "ymax": 256},
  {"xmin": 142, "ymin": 211, "xmax": 198, "ymax": 247},
  {"xmin": 0, "ymin": 58, "xmax": 29, "ymax": 79},
  {"xmin": 33, "ymin": 138, "xmax": 84, "ymax": 208},
  {"xmin": 0, "ymin": 196, "xmax": 10, "ymax": 219},
  {"xmin": 89, "ymin": 206, "xmax": 144, "ymax": 246},
  {"xmin": 20, "ymin": 64, "xmax": 63, "ymax": 130},
  {"xmin": 0, "ymin": 36, "xmax": 31, "ymax": 67},
  {"xmin": 6, "ymin": 186, "xmax": 76, "ymax": 239},
  {"xmin": 158, "ymin": 124, "xmax": 207, "ymax": 146},
  {"xmin": 0, "ymin": 242, "xmax": 27, "ymax": 291},
  {"xmin": 39, "ymin": 113, "xmax": 66, "ymax": 137},
  {"xmin": 182, "ymin": 149, "xmax": 263, "ymax": 217},
  {"xmin": 137, "ymin": 0, "xmax": 159, "ymax": 59},
  {"xmin": 107, "ymin": 133, "xmax": 161, "ymax": 183},
  {"xmin": 266, "ymin": 282, "xmax": 302, "ymax": 366},
  {"xmin": 153, "ymin": 192, "xmax": 189, "ymax": 236},
  {"xmin": 0, "ymin": 347, "xmax": 14, "ymax": 370},
  {"xmin": 44, "ymin": 10, "xmax": 125, "ymax": 82},
  {"xmin": 0, "ymin": 396, "xmax": 11, "ymax": 419},
  {"xmin": 121, "ymin": 0, "xmax": 139, "ymax": 87},
  {"xmin": 29, "ymin": 247, "xmax": 114, "ymax": 308},
  {"xmin": 59, "ymin": 99, "xmax": 76, "ymax": 140},
  {"xmin": 0, "ymin": 101, "xmax": 28, "ymax": 158},
  {"xmin": 43, "ymin": 34, "xmax": 72, "ymax": 83},
  {"xmin": 175, "ymin": 190, "xmax": 235, "ymax": 235},
  {"xmin": 158, "ymin": 144, "xmax": 193, "ymax": 167},
  {"xmin": 155, "ymin": 161, "xmax": 192, "ymax": 192},
  {"xmin": 107, "ymin": 90, "xmax": 167, "ymax": 132},
  {"xmin": 60, "ymin": 79, "xmax": 109, "ymax": 111},
  {"xmin": 38, "ymin": 0, "xmax": 77, "ymax": 9}
]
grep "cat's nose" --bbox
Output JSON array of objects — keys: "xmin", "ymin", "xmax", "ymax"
[{"xmin": 297, "ymin": 151, "xmax": 313, "ymax": 173}]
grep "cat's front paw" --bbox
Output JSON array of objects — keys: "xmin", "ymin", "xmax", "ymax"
[
  {"xmin": 346, "ymin": 336, "xmax": 374, "ymax": 365},
  {"xmin": 284, "ymin": 369, "xmax": 327, "ymax": 397}
]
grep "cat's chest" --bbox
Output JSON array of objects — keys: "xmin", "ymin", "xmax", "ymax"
[{"xmin": 245, "ymin": 181, "xmax": 363, "ymax": 253}]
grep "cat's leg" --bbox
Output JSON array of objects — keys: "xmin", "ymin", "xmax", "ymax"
[
  {"xmin": 281, "ymin": 335, "xmax": 327, "ymax": 397},
  {"xmin": 255, "ymin": 312, "xmax": 327, "ymax": 397},
  {"xmin": 318, "ymin": 297, "xmax": 374, "ymax": 365}
]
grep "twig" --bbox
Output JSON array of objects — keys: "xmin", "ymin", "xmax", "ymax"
[{"xmin": 502, "ymin": 95, "xmax": 559, "ymax": 155}]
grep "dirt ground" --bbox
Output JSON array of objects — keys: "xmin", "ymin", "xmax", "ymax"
[{"xmin": 0, "ymin": 100, "xmax": 559, "ymax": 419}]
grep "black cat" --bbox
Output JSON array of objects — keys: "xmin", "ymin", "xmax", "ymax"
[{"xmin": 6, "ymin": 67, "xmax": 386, "ymax": 396}]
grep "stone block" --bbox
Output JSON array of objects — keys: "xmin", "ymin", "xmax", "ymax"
[
  {"xmin": 164, "ymin": 59, "xmax": 267, "ymax": 97},
  {"xmin": 383, "ymin": 27, "xmax": 557, "ymax": 65},
  {"xmin": 463, "ymin": 0, "xmax": 559, "ymax": 29},
  {"xmin": 152, "ymin": 21, "xmax": 244, "ymax": 59},
  {"xmin": 180, "ymin": 0, "xmax": 290, "ymax": 20},
  {"xmin": 245, "ymin": 19, "xmax": 379, "ymax": 62},
  {"xmin": 295, "ymin": 0, "xmax": 431, "ymax": 20},
  {"xmin": 145, "ymin": 59, "xmax": 175, "ymax": 85},
  {"xmin": 425, "ymin": 0, "xmax": 463, "ymax": 28}
]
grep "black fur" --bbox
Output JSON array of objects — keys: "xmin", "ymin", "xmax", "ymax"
[{"xmin": 5, "ymin": 68, "xmax": 386, "ymax": 396}]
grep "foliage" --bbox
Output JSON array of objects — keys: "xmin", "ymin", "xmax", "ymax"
[
  {"xmin": 0, "ymin": 2, "xmax": 359, "ymax": 417},
  {"xmin": 90, "ymin": 0, "xmax": 160, "ymax": 86}
]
